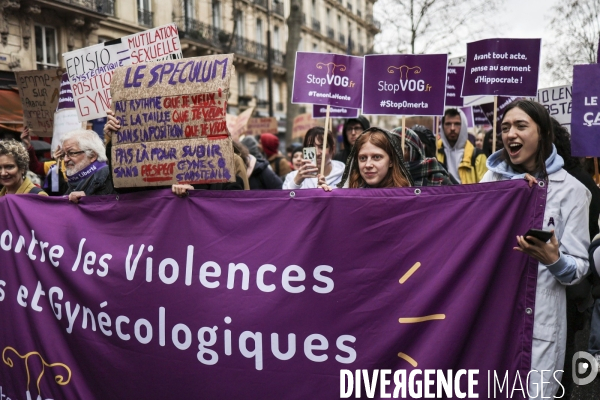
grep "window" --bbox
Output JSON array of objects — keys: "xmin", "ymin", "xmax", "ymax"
[
  {"xmin": 298, "ymin": 36, "xmax": 304, "ymax": 51},
  {"xmin": 235, "ymin": 11, "xmax": 244, "ymax": 37},
  {"xmin": 311, "ymin": 0, "xmax": 316, "ymax": 18},
  {"xmin": 337, "ymin": 15, "xmax": 342, "ymax": 33},
  {"xmin": 256, "ymin": 19, "xmax": 263, "ymax": 45},
  {"xmin": 273, "ymin": 26, "xmax": 280, "ymax": 50},
  {"xmin": 238, "ymin": 73, "xmax": 246, "ymax": 96},
  {"xmin": 35, "ymin": 25, "xmax": 58, "ymax": 70},
  {"xmin": 326, "ymin": 8, "xmax": 331, "ymax": 26},
  {"xmin": 212, "ymin": 1, "xmax": 221, "ymax": 29},
  {"xmin": 312, "ymin": 43, "xmax": 318, "ymax": 51},
  {"xmin": 138, "ymin": 0, "xmax": 151, "ymax": 12},
  {"xmin": 182, "ymin": 0, "xmax": 194, "ymax": 19},
  {"xmin": 138, "ymin": 0, "xmax": 153, "ymax": 27},
  {"xmin": 273, "ymin": 81, "xmax": 281, "ymax": 106},
  {"xmin": 256, "ymin": 78, "xmax": 267, "ymax": 101}
]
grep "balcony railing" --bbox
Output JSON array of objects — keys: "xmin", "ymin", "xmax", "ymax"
[
  {"xmin": 175, "ymin": 17, "xmax": 284, "ymax": 66},
  {"xmin": 326, "ymin": 27, "xmax": 334, "ymax": 39},
  {"xmin": 254, "ymin": 0, "xmax": 267, "ymax": 8},
  {"xmin": 138, "ymin": 9, "xmax": 153, "ymax": 27},
  {"xmin": 272, "ymin": 1, "xmax": 284, "ymax": 16},
  {"xmin": 256, "ymin": 99, "xmax": 269, "ymax": 108},
  {"xmin": 96, "ymin": 0, "xmax": 114, "ymax": 15},
  {"xmin": 338, "ymin": 33, "xmax": 345, "ymax": 44},
  {"xmin": 365, "ymin": 13, "xmax": 381, "ymax": 29},
  {"xmin": 311, "ymin": 18, "xmax": 321, "ymax": 32},
  {"xmin": 276, "ymin": 102, "xmax": 284, "ymax": 111}
]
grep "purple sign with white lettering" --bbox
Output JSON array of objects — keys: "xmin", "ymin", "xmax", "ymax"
[
  {"xmin": 446, "ymin": 66, "xmax": 465, "ymax": 107},
  {"xmin": 312, "ymin": 104, "xmax": 359, "ymax": 119},
  {"xmin": 473, "ymin": 106, "xmax": 491, "ymax": 125},
  {"xmin": 460, "ymin": 106, "xmax": 474, "ymax": 128},
  {"xmin": 292, "ymin": 52, "xmax": 364, "ymax": 109},
  {"xmin": 462, "ymin": 38, "xmax": 541, "ymax": 97},
  {"xmin": 571, "ymin": 64, "xmax": 600, "ymax": 157},
  {"xmin": 362, "ymin": 54, "xmax": 448, "ymax": 116}
]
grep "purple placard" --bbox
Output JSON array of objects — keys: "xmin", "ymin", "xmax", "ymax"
[
  {"xmin": 292, "ymin": 52, "xmax": 364, "ymax": 109},
  {"xmin": 56, "ymin": 73, "xmax": 75, "ymax": 111},
  {"xmin": 462, "ymin": 38, "xmax": 541, "ymax": 97},
  {"xmin": 571, "ymin": 64, "xmax": 600, "ymax": 157},
  {"xmin": 473, "ymin": 106, "xmax": 491, "ymax": 125},
  {"xmin": 446, "ymin": 66, "xmax": 465, "ymax": 107},
  {"xmin": 362, "ymin": 54, "xmax": 448, "ymax": 116},
  {"xmin": 460, "ymin": 106, "xmax": 474, "ymax": 128},
  {"xmin": 312, "ymin": 104, "xmax": 359, "ymax": 119},
  {"xmin": 0, "ymin": 183, "xmax": 542, "ymax": 399},
  {"xmin": 480, "ymin": 96, "xmax": 529, "ymax": 133}
]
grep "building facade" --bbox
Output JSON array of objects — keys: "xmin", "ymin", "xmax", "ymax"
[{"xmin": 0, "ymin": 0, "xmax": 379, "ymax": 131}]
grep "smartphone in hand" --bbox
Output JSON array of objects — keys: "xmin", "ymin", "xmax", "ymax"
[
  {"xmin": 303, "ymin": 147, "xmax": 317, "ymax": 176},
  {"xmin": 524, "ymin": 229, "xmax": 553, "ymax": 244}
]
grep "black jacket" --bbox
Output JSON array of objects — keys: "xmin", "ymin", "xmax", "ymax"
[
  {"xmin": 65, "ymin": 166, "xmax": 117, "ymax": 196},
  {"xmin": 248, "ymin": 157, "xmax": 283, "ymax": 189},
  {"xmin": 333, "ymin": 115, "xmax": 370, "ymax": 163}
]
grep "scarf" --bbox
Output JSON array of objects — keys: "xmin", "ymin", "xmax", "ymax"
[{"xmin": 67, "ymin": 161, "xmax": 107, "ymax": 185}]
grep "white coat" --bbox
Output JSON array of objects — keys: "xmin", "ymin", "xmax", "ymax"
[{"xmin": 481, "ymin": 168, "xmax": 591, "ymax": 399}]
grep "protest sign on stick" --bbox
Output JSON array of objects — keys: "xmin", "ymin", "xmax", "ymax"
[
  {"xmin": 15, "ymin": 68, "xmax": 64, "ymax": 136},
  {"xmin": 537, "ymin": 85, "xmax": 571, "ymax": 128},
  {"xmin": 446, "ymin": 66, "xmax": 465, "ymax": 107},
  {"xmin": 226, "ymin": 107, "xmax": 254, "ymax": 139},
  {"xmin": 571, "ymin": 64, "xmax": 600, "ymax": 162},
  {"xmin": 125, "ymin": 24, "xmax": 182, "ymax": 64},
  {"xmin": 243, "ymin": 117, "xmax": 278, "ymax": 137},
  {"xmin": 109, "ymin": 54, "xmax": 236, "ymax": 188},
  {"xmin": 63, "ymin": 41, "xmax": 132, "ymax": 122},
  {"xmin": 292, "ymin": 113, "xmax": 321, "ymax": 139},
  {"xmin": 312, "ymin": 104, "xmax": 358, "ymax": 119}
]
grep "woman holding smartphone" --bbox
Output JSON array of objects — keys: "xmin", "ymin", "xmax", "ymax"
[
  {"xmin": 319, "ymin": 128, "xmax": 413, "ymax": 190},
  {"xmin": 282, "ymin": 127, "xmax": 345, "ymax": 190},
  {"xmin": 481, "ymin": 99, "xmax": 590, "ymax": 399}
]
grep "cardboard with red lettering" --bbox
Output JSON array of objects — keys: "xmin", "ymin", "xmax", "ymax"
[
  {"xmin": 292, "ymin": 113, "xmax": 322, "ymax": 139},
  {"xmin": 125, "ymin": 24, "xmax": 183, "ymax": 64},
  {"xmin": 109, "ymin": 54, "xmax": 236, "ymax": 188},
  {"xmin": 243, "ymin": 117, "xmax": 278, "ymax": 137},
  {"xmin": 15, "ymin": 68, "xmax": 65, "ymax": 136}
]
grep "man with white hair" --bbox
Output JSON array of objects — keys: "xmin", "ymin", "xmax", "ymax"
[{"xmin": 61, "ymin": 129, "xmax": 115, "ymax": 203}]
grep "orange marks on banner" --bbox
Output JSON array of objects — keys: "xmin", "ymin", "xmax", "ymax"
[
  {"xmin": 397, "ymin": 352, "xmax": 418, "ymax": 368},
  {"xmin": 399, "ymin": 262, "xmax": 421, "ymax": 284},
  {"xmin": 398, "ymin": 314, "xmax": 446, "ymax": 324}
]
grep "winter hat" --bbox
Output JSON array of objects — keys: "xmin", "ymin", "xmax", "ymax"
[
  {"xmin": 241, "ymin": 136, "xmax": 262, "ymax": 159},
  {"xmin": 260, "ymin": 133, "xmax": 279, "ymax": 158}
]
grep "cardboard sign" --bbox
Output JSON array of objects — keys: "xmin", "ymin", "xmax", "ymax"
[
  {"xmin": 292, "ymin": 113, "xmax": 321, "ymax": 139},
  {"xmin": 243, "ymin": 117, "xmax": 278, "ymax": 137},
  {"xmin": 227, "ymin": 107, "xmax": 254, "ymax": 139},
  {"xmin": 462, "ymin": 38, "xmax": 541, "ymax": 97},
  {"xmin": 125, "ymin": 24, "xmax": 183, "ymax": 64},
  {"xmin": 63, "ymin": 41, "xmax": 132, "ymax": 122},
  {"xmin": 109, "ymin": 54, "xmax": 236, "ymax": 187},
  {"xmin": 363, "ymin": 54, "xmax": 448, "ymax": 116},
  {"xmin": 312, "ymin": 104, "xmax": 359, "ymax": 119},
  {"xmin": 571, "ymin": 64, "xmax": 600, "ymax": 157},
  {"xmin": 537, "ymin": 85, "xmax": 572, "ymax": 126},
  {"xmin": 292, "ymin": 52, "xmax": 364, "ymax": 109},
  {"xmin": 15, "ymin": 68, "xmax": 64, "ymax": 136},
  {"xmin": 445, "ymin": 66, "xmax": 464, "ymax": 107}
]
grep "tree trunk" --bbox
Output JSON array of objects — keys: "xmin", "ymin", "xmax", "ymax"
[{"xmin": 284, "ymin": 0, "xmax": 303, "ymax": 145}]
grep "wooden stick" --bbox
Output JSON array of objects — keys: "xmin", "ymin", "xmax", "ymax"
[
  {"xmin": 434, "ymin": 116, "xmax": 439, "ymax": 138},
  {"xmin": 492, "ymin": 96, "xmax": 498, "ymax": 153},
  {"xmin": 400, "ymin": 116, "xmax": 406, "ymax": 155},
  {"xmin": 595, "ymin": 157, "xmax": 600, "ymax": 185},
  {"xmin": 321, "ymin": 104, "xmax": 330, "ymax": 176}
]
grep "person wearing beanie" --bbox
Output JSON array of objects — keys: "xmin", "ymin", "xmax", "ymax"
[
  {"xmin": 241, "ymin": 136, "xmax": 264, "ymax": 160},
  {"xmin": 333, "ymin": 115, "xmax": 371, "ymax": 163},
  {"xmin": 260, "ymin": 133, "xmax": 291, "ymax": 179}
]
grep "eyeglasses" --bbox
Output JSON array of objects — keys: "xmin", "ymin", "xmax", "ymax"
[
  {"xmin": 63, "ymin": 150, "xmax": 86, "ymax": 158},
  {"xmin": 347, "ymin": 126, "xmax": 363, "ymax": 134}
]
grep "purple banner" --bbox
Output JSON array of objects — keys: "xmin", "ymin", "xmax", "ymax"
[
  {"xmin": 312, "ymin": 104, "xmax": 359, "ymax": 119},
  {"xmin": 473, "ymin": 105, "xmax": 491, "ymax": 125},
  {"xmin": 460, "ymin": 106, "xmax": 474, "ymax": 128},
  {"xmin": 56, "ymin": 73, "xmax": 75, "ymax": 111},
  {"xmin": 446, "ymin": 66, "xmax": 465, "ymax": 107},
  {"xmin": 0, "ymin": 182, "xmax": 543, "ymax": 399},
  {"xmin": 479, "ymin": 96, "xmax": 523, "ymax": 133},
  {"xmin": 462, "ymin": 38, "xmax": 541, "ymax": 97},
  {"xmin": 571, "ymin": 64, "xmax": 600, "ymax": 157},
  {"xmin": 363, "ymin": 54, "xmax": 447, "ymax": 116},
  {"xmin": 292, "ymin": 52, "xmax": 364, "ymax": 109}
]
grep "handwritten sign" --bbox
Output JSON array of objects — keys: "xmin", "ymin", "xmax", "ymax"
[
  {"xmin": 571, "ymin": 64, "xmax": 600, "ymax": 157},
  {"xmin": 312, "ymin": 104, "xmax": 359, "ymax": 119},
  {"xmin": 109, "ymin": 54, "xmax": 236, "ymax": 188},
  {"xmin": 15, "ymin": 68, "xmax": 64, "ymax": 136},
  {"xmin": 226, "ymin": 107, "xmax": 254, "ymax": 139},
  {"xmin": 63, "ymin": 41, "xmax": 132, "ymax": 122},
  {"xmin": 462, "ymin": 38, "xmax": 541, "ymax": 97},
  {"xmin": 445, "ymin": 66, "xmax": 464, "ymax": 107},
  {"xmin": 243, "ymin": 117, "xmax": 278, "ymax": 137},
  {"xmin": 125, "ymin": 24, "xmax": 182, "ymax": 64},
  {"xmin": 363, "ymin": 54, "xmax": 448, "ymax": 116},
  {"xmin": 292, "ymin": 52, "xmax": 364, "ymax": 109},
  {"xmin": 292, "ymin": 113, "xmax": 321, "ymax": 139},
  {"xmin": 537, "ymin": 85, "xmax": 571, "ymax": 126}
]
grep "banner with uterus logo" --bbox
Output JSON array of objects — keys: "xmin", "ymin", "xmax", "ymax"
[
  {"xmin": 362, "ymin": 54, "xmax": 448, "ymax": 116},
  {"xmin": 0, "ymin": 181, "xmax": 542, "ymax": 399},
  {"xmin": 292, "ymin": 52, "xmax": 364, "ymax": 109}
]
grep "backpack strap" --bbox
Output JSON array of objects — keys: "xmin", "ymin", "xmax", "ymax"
[
  {"xmin": 272, "ymin": 156, "xmax": 282, "ymax": 176},
  {"xmin": 29, "ymin": 186, "xmax": 43, "ymax": 194}
]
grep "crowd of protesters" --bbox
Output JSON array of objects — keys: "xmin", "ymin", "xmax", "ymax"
[{"xmin": 1, "ymin": 99, "xmax": 600, "ymax": 399}]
